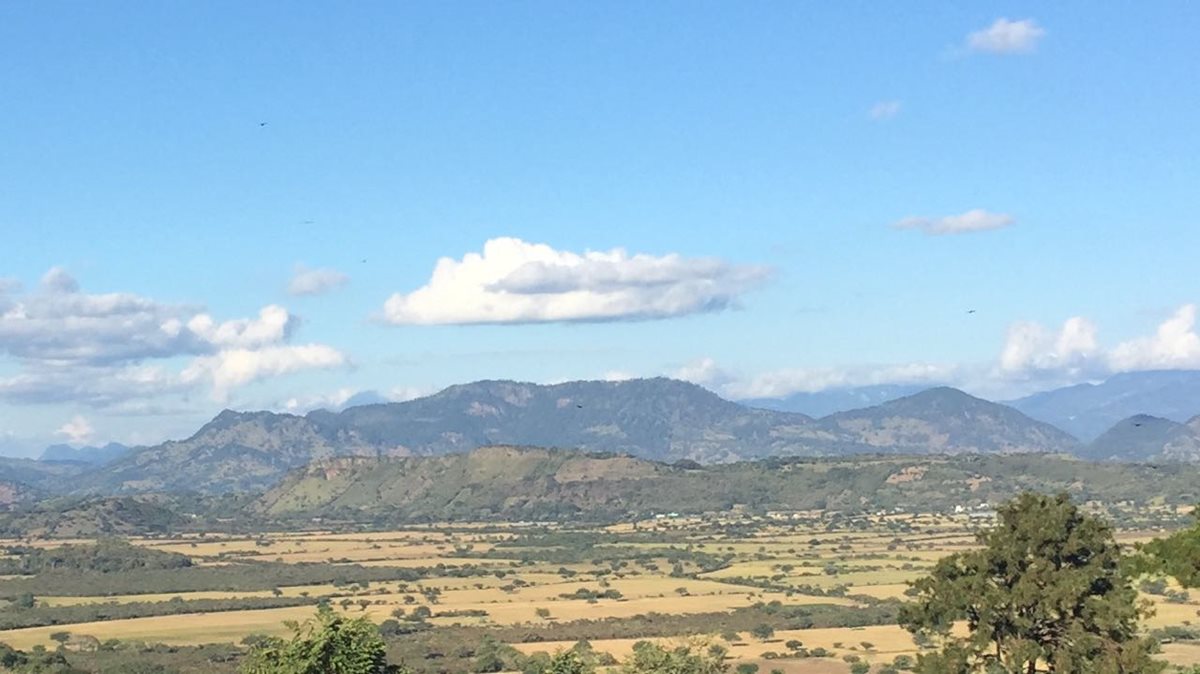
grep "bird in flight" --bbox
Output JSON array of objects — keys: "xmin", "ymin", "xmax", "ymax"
[
  {"xmin": 966, "ymin": 309, "xmax": 977, "ymax": 314},
  {"xmin": 259, "ymin": 122, "xmax": 268, "ymax": 127}
]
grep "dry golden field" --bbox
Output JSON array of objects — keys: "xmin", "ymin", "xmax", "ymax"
[{"xmin": 0, "ymin": 511, "xmax": 1196, "ymax": 672}]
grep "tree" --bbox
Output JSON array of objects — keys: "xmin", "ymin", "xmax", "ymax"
[
  {"xmin": 240, "ymin": 605, "xmax": 407, "ymax": 674},
  {"xmin": 545, "ymin": 649, "xmax": 595, "ymax": 674},
  {"xmin": 1135, "ymin": 506, "xmax": 1200, "ymax": 588},
  {"xmin": 899, "ymin": 493, "xmax": 1162, "ymax": 674},
  {"xmin": 619, "ymin": 641, "xmax": 728, "ymax": 674},
  {"xmin": 750, "ymin": 624, "xmax": 774, "ymax": 641}
]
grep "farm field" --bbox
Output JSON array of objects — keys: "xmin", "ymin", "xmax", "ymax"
[{"xmin": 0, "ymin": 510, "xmax": 1197, "ymax": 673}]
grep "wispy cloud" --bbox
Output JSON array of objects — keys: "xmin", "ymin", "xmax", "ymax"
[
  {"xmin": 967, "ymin": 18, "xmax": 1045, "ymax": 54},
  {"xmin": 55, "ymin": 415, "xmax": 95, "ymax": 445},
  {"xmin": 894, "ymin": 209, "xmax": 1014, "ymax": 235},
  {"xmin": 869, "ymin": 100, "xmax": 902, "ymax": 121},
  {"xmin": 288, "ymin": 264, "xmax": 349, "ymax": 297}
]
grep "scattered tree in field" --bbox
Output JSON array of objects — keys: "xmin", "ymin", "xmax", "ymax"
[
  {"xmin": 239, "ymin": 604, "xmax": 407, "ymax": 674},
  {"xmin": 750, "ymin": 624, "xmax": 775, "ymax": 641},
  {"xmin": 619, "ymin": 641, "xmax": 728, "ymax": 674},
  {"xmin": 48, "ymin": 631, "xmax": 70, "ymax": 644},
  {"xmin": 899, "ymin": 492, "xmax": 1162, "ymax": 674}
]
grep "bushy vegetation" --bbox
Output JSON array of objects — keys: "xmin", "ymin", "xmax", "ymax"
[
  {"xmin": 0, "ymin": 561, "xmax": 421, "ymax": 597},
  {"xmin": 1136, "ymin": 506, "xmax": 1200, "ymax": 588},
  {"xmin": 0, "ymin": 596, "xmax": 316, "ymax": 630},
  {"xmin": 240, "ymin": 605, "xmax": 406, "ymax": 674},
  {"xmin": 0, "ymin": 539, "xmax": 191, "ymax": 575}
]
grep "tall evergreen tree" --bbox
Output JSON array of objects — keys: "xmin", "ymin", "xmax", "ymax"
[{"xmin": 899, "ymin": 492, "xmax": 1162, "ymax": 674}]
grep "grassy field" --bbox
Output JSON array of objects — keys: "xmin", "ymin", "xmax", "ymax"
[{"xmin": 0, "ymin": 511, "xmax": 1196, "ymax": 672}]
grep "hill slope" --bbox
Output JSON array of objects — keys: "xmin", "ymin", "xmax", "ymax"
[
  {"xmin": 823, "ymin": 387, "xmax": 1081, "ymax": 454},
  {"xmin": 1084, "ymin": 414, "xmax": 1200, "ymax": 463},
  {"xmin": 258, "ymin": 446, "xmax": 1200, "ymax": 521}
]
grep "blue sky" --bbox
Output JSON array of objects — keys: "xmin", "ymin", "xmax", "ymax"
[{"xmin": 2, "ymin": 2, "xmax": 1199, "ymax": 454}]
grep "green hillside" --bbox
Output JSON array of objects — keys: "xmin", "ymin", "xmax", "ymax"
[{"xmin": 257, "ymin": 446, "xmax": 1200, "ymax": 522}]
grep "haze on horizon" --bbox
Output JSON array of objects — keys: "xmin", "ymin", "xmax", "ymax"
[{"xmin": 2, "ymin": 3, "xmax": 1199, "ymax": 455}]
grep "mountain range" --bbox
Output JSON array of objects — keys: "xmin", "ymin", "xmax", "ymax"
[
  {"xmin": 739, "ymin": 370, "xmax": 1200, "ymax": 441},
  {"xmin": 1005, "ymin": 370, "xmax": 1200, "ymax": 441},
  {"xmin": 3, "ymin": 374, "xmax": 1199, "ymax": 498}
]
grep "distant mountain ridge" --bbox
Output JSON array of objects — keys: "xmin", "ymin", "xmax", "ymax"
[
  {"xmin": 1082, "ymin": 414, "xmax": 1200, "ymax": 463},
  {"xmin": 1008, "ymin": 370, "xmax": 1200, "ymax": 441},
  {"xmin": 825, "ymin": 387, "xmax": 1079, "ymax": 454},
  {"xmin": 39, "ymin": 442, "xmax": 131, "ymax": 465},
  {"xmin": 69, "ymin": 378, "xmax": 1084, "ymax": 494}
]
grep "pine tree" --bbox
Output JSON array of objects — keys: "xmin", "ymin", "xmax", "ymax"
[{"xmin": 899, "ymin": 492, "xmax": 1162, "ymax": 674}]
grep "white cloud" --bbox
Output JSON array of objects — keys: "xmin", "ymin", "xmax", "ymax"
[
  {"xmin": 998, "ymin": 316, "xmax": 1102, "ymax": 380},
  {"xmin": 869, "ymin": 100, "xmax": 902, "ymax": 120},
  {"xmin": 55, "ymin": 415, "xmax": 94, "ymax": 445},
  {"xmin": 41, "ymin": 266, "xmax": 80, "ymax": 293},
  {"xmin": 185, "ymin": 305, "xmax": 295, "ymax": 349},
  {"xmin": 281, "ymin": 387, "xmax": 359, "ymax": 413},
  {"xmin": 724, "ymin": 362, "xmax": 956, "ymax": 399},
  {"xmin": 967, "ymin": 18, "xmax": 1045, "ymax": 54},
  {"xmin": 382, "ymin": 237, "xmax": 771, "ymax": 325},
  {"xmin": 671, "ymin": 357, "xmax": 732, "ymax": 388},
  {"xmin": 182, "ymin": 344, "xmax": 347, "ymax": 402},
  {"xmin": 1109, "ymin": 305, "xmax": 1200, "ymax": 371},
  {"xmin": 995, "ymin": 305, "xmax": 1200, "ymax": 386},
  {"xmin": 389, "ymin": 385, "xmax": 435, "ymax": 403},
  {"xmin": 602, "ymin": 370, "xmax": 636, "ymax": 382},
  {"xmin": 0, "ymin": 271, "xmax": 196, "ymax": 364},
  {"xmin": 288, "ymin": 265, "xmax": 349, "ymax": 296},
  {"xmin": 0, "ymin": 363, "xmax": 186, "ymax": 407},
  {"xmin": 0, "ymin": 268, "xmax": 345, "ymax": 405},
  {"xmin": 894, "ymin": 209, "xmax": 1014, "ymax": 235}
]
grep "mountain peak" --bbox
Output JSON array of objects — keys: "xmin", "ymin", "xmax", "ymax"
[{"xmin": 829, "ymin": 386, "xmax": 1078, "ymax": 454}]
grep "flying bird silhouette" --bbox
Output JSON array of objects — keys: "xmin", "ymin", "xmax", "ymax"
[{"xmin": 966, "ymin": 309, "xmax": 977, "ymax": 314}]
